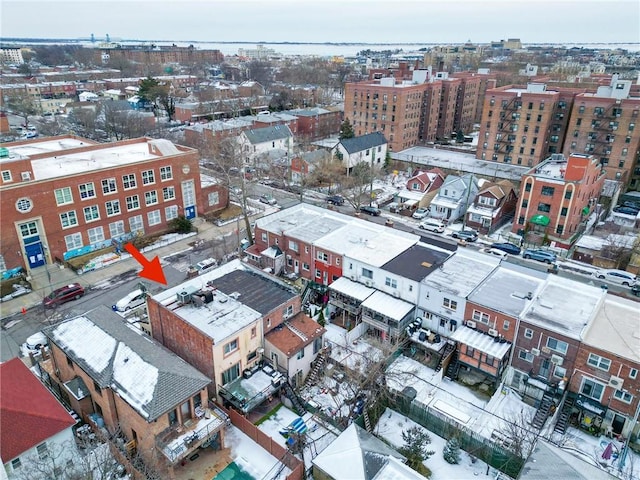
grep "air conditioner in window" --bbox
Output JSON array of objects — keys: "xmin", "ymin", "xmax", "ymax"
[
  {"xmin": 21, "ymin": 172, "xmax": 31, "ymax": 181},
  {"xmin": 531, "ymin": 348, "xmax": 540, "ymax": 356},
  {"xmin": 488, "ymin": 328, "xmax": 498, "ymax": 337},
  {"xmin": 550, "ymin": 354, "xmax": 563, "ymax": 366},
  {"xmin": 466, "ymin": 320, "xmax": 476, "ymax": 329},
  {"xmin": 365, "ymin": 280, "xmax": 373, "ymax": 287},
  {"xmin": 609, "ymin": 376, "xmax": 624, "ymax": 390},
  {"xmin": 541, "ymin": 346, "xmax": 551, "ymax": 354}
]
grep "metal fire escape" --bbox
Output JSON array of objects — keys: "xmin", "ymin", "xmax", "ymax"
[{"xmin": 494, "ymin": 97, "xmax": 521, "ymax": 163}]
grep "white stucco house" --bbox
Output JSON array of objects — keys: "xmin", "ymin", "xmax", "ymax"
[
  {"xmin": 238, "ymin": 124, "xmax": 294, "ymax": 165},
  {"xmin": 332, "ymin": 132, "xmax": 388, "ymax": 172}
]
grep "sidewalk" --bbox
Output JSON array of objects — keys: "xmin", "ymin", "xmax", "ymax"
[{"xmin": 0, "ymin": 217, "xmax": 244, "ymax": 319}]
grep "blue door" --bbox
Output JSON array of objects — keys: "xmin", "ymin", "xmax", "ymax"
[
  {"xmin": 184, "ymin": 205, "xmax": 196, "ymax": 219},
  {"xmin": 24, "ymin": 240, "xmax": 45, "ymax": 268}
]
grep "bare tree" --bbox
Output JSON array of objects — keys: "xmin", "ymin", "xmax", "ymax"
[
  {"xmin": 494, "ymin": 409, "xmax": 539, "ymax": 459},
  {"xmin": 7, "ymin": 89, "xmax": 40, "ymax": 126},
  {"xmin": 342, "ymin": 161, "xmax": 377, "ymax": 213}
]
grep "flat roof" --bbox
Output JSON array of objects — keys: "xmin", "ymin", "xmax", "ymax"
[
  {"xmin": 521, "ymin": 276, "xmax": 604, "ymax": 339},
  {"xmin": 468, "ymin": 263, "xmax": 546, "ymax": 317},
  {"xmin": 329, "ymin": 276, "xmax": 375, "ymax": 302},
  {"xmin": 450, "ymin": 326, "xmax": 512, "ymax": 359},
  {"xmin": 582, "ymin": 296, "xmax": 640, "ymax": 361},
  {"xmin": 423, "ymin": 249, "xmax": 500, "ymax": 297},
  {"xmin": 382, "ymin": 244, "xmax": 451, "ymax": 281},
  {"xmin": 2, "ymin": 137, "xmax": 94, "ymax": 161},
  {"xmin": 361, "ymin": 290, "xmax": 414, "ymax": 321}
]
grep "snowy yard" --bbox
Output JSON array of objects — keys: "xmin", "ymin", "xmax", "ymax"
[{"xmin": 224, "ymin": 425, "xmax": 292, "ymax": 479}]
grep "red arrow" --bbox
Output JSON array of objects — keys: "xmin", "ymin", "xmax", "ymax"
[{"xmin": 124, "ymin": 243, "xmax": 167, "ymax": 285}]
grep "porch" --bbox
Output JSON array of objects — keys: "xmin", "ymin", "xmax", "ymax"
[{"xmin": 218, "ymin": 364, "xmax": 284, "ymax": 414}]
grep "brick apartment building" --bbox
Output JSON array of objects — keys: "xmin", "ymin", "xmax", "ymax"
[
  {"xmin": 97, "ymin": 44, "xmax": 224, "ymax": 66},
  {"xmin": 434, "ymin": 73, "xmax": 461, "ymax": 140},
  {"xmin": 512, "ymin": 153, "xmax": 605, "ymax": 248},
  {"xmin": 0, "ymin": 136, "xmax": 226, "ymax": 274}
]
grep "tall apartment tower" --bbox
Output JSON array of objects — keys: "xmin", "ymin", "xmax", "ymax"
[
  {"xmin": 477, "ymin": 83, "xmax": 561, "ymax": 167},
  {"xmin": 449, "ymin": 72, "xmax": 484, "ymax": 134},
  {"xmin": 344, "ymin": 75, "xmax": 428, "ymax": 152},
  {"xmin": 563, "ymin": 76, "xmax": 640, "ymax": 189},
  {"xmin": 420, "ymin": 81, "xmax": 443, "ymax": 144},
  {"xmin": 433, "ymin": 73, "xmax": 461, "ymax": 140}
]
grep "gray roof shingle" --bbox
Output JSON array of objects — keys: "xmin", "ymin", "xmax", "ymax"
[
  {"xmin": 244, "ymin": 125, "xmax": 293, "ymax": 145},
  {"xmin": 340, "ymin": 132, "xmax": 387, "ymax": 154}
]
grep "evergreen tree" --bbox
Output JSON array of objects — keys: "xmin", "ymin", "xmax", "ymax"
[
  {"xmin": 443, "ymin": 437, "xmax": 461, "ymax": 464},
  {"xmin": 398, "ymin": 426, "xmax": 435, "ymax": 474},
  {"xmin": 339, "ymin": 119, "xmax": 355, "ymax": 139}
]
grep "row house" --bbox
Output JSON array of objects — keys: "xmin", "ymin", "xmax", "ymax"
[
  {"xmin": 252, "ymin": 111, "xmax": 299, "ymax": 136},
  {"xmin": 507, "ymin": 276, "xmax": 606, "ymax": 407},
  {"xmin": 429, "ymin": 173, "xmax": 479, "ymax": 222},
  {"xmin": 148, "ymin": 260, "xmax": 305, "ymax": 410},
  {"xmin": 0, "ymin": 136, "xmax": 216, "ymax": 274},
  {"xmin": 569, "ymin": 296, "xmax": 640, "ymax": 441},
  {"xmin": 512, "ymin": 153, "xmax": 605, "ymax": 248},
  {"xmin": 1, "ymin": 358, "xmax": 77, "ymax": 479},
  {"xmin": 42, "ymin": 306, "xmax": 224, "ymax": 478},
  {"xmin": 465, "ymin": 179, "xmax": 518, "ymax": 234},
  {"xmin": 183, "ymin": 117, "xmax": 254, "ymax": 147}
]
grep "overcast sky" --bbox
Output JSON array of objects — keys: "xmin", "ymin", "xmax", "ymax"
[{"xmin": 1, "ymin": 0, "xmax": 638, "ymax": 44}]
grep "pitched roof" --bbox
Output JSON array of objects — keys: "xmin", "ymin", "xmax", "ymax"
[
  {"xmin": 265, "ymin": 313, "xmax": 325, "ymax": 357},
  {"xmin": 340, "ymin": 132, "xmax": 387, "ymax": 154},
  {"xmin": 478, "ymin": 179, "xmax": 516, "ymax": 200},
  {"xmin": 1, "ymin": 358, "xmax": 76, "ymax": 461},
  {"xmin": 44, "ymin": 306, "xmax": 211, "ymax": 421},
  {"xmin": 312, "ymin": 423, "xmax": 406, "ymax": 480},
  {"xmin": 243, "ymin": 125, "xmax": 293, "ymax": 144}
]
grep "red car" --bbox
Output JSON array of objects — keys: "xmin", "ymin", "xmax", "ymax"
[{"xmin": 43, "ymin": 283, "xmax": 85, "ymax": 308}]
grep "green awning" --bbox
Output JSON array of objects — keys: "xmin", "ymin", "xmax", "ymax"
[
  {"xmin": 582, "ymin": 206, "xmax": 590, "ymax": 215},
  {"xmin": 530, "ymin": 214, "xmax": 550, "ymax": 226}
]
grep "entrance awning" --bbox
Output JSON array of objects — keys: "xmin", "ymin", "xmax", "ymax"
[{"xmin": 530, "ymin": 214, "xmax": 550, "ymax": 226}]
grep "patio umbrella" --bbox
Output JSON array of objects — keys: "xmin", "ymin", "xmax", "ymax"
[{"xmin": 602, "ymin": 442, "xmax": 614, "ymax": 460}]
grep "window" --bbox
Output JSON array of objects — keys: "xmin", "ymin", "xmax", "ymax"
[
  {"xmin": 147, "ymin": 210, "xmax": 161, "ymax": 226},
  {"xmin": 78, "ymin": 182, "xmax": 96, "ymax": 200},
  {"xmin": 105, "ymin": 200, "xmax": 121, "ymax": 216},
  {"xmin": 466, "ymin": 346, "xmax": 475, "ymax": 357},
  {"xmin": 525, "ymin": 183, "xmax": 532, "ymax": 192},
  {"xmin": 302, "ymin": 262, "xmax": 309, "ymax": 271},
  {"xmin": 297, "ymin": 348, "xmax": 305, "ymax": 359},
  {"xmin": 19, "ymin": 221, "xmax": 38, "ymax": 237},
  {"xmin": 614, "ymin": 390, "xmax": 633, "ymax": 403},
  {"xmin": 587, "ymin": 353, "xmax": 611, "ymax": 371},
  {"xmin": 630, "ymin": 368, "xmax": 638, "ymax": 379},
  {"xmin": 317, "ymin": 251, "xmax": 328, "ymax": 262},
  {"xmin": 87, "ymin": 226, "xmax": 105, "ymax": 244},
  {"xmin": 503, "ymin": 320, "xmax": 510, "ymax": 330},
  {"xmin": 362, "ymin": 268, "xmax": 373, "ymax": 279},
  {"xmin": 224, "ymin": 339, "xmax": 239, "ymax": 355},
  {"xmin": 1, "ymin": 170, "xmax": 11, "ymax": 182},
  {"xmin": 109, "ymin": 221, "xmax": 125, "ymax": 237},
  {"xmin": 580, "ymin": 378, "xmax": 605, "ymax": 401},
  {"xmin": 261, "ymin": 232, "xmax": 267, "ymax": 242},
  {"xmin": 208, "ymin": 191, "xmax": 219, "ymax": 206},
  {"xmin": 472, "ymin": 310, "xmax": 490, "ymax": 324},
  {"xmin": 142, "ymin": 169, "xmax": 155, "ymax": 185},
  {"xmin": 537, "ymin": 203, "xmax": 551, "ymax": 213},
  {"xmin": 251, "ymin": 326, "xmax": 257, "ymax": 338},
  {"xmin": 11, "ymin": 458, "xmax": 21, "ymax": 470},
  {"xmin": 385, "ymin": 277, "xmax": 398, "ymax": 288},
  {"xmin": 315, "ymin": 269, "xmax": 321, "ymax": 279},
  {"xmin": 519, "ymin": 350, "xmax": 534, "ymax": 362},
  {"xmin": 560, "ymin": 207, "xmax": 568, "ymax": 216},
  {"xmin": 564, "ymin": 191, "xmax": 572, "ymax": 199},
  {"xmin": 168, "ymin": 409, "xmax": 178, "ymax": 425},
  {"xmin": 165, "ymin": 205, "xmax": 178, "ymax": 220},
  {"xmin": 554, "ymin": 366, "xmax": 567, "ymax": 378},
  {"xmin": 126, "ymin": 195, "xmax": 140, "ymax": 211},
  {"xmin": 83, "ymin": 205, "xmax": 100, "ymax": 222},
  {"xmin": 55, "ymin": 187, "xmax": 73, "ymax": 205},
  {"xmin": 162, "ymin": 186, "xmax": 176, "ymax": 202},
  {"xmin": 556, "ymin": 225, "xmax": 564, "ymax": 235},
  {"xmin": 160, "ymin": 165, "xmax": 173, "ymax": 180},
  {"xmin": 289, "ymin": 241, "xmax": 298, "ymax": 252},
  {"xmin": 60, "ymin": 211, "xmax": 78, "ymax": 228},
  {"xmin": 15, "ymin": 197, "xmax": 33, "ymax": 213},
  {"xmin": 541, "ymin": 186, "xmax": 555, "ymax": 196},
  {"xmin": 101, "ymin": 178, "xmax": 117, "ymax": 194},
  {"xmin": 221, "ymin": 363, "xmax": 240, "ymax": 385},
  {"xmin": 129, "ymin": 215, "xmax": 144, "ymax": 233},
  {"xmin": 122, "ymin": 174, "xmax": 136, "ymax": 189},
  {"xmin": 65, "ymin": 233, "xmax": 83, "ymax": 250},
  {"xmin": 145, "ymin": 190, "xmax": 158, "ymax": 206},
  {"xmin": 546, "ymin": 337, "xmax": 568, "ymax": 354},
  {"xmin": 443, "ymin": 298, "xmax": 457, "ymax": 311}
]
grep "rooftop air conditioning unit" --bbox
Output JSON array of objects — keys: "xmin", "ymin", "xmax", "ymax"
[
  {"xmin": 350, "ymin": 275, "xmax": 357, "ymax": 281},
  {"xmin": 466, "ymin": 320, "xmax": 476, "ymax": 329},
  {"xmin": 609, "ymin": 376, "xmax": 624, "ymax": 390},
  {"xmin": 550, "ymin": 354, "xmax": 563, "ymax": 366},
  {"xmin": 531, "ymin": 348, "xmax": 540, "ymax": 356},
  {"xmin": 488, "ymin": 328, "xmax": 498, "ymax": 337}
]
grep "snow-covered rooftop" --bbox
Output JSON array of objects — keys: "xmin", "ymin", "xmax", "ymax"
[
  {"xmin": 450, "ymin": 326, "xmax": 512, "ymax": 358},
  {"xmin": 468, "ymin": 263, "xmax": 546, "ymax": 317},
  {"xmin": 520, "ymin": 276, "xmax": 605, "ymax": 339},
  {"xmin": 328, "ymin": 276, "xmax": 375, "ymax": 302},
  {"xmin": 422, "ymin": 249, "xmax": 500, "ymax": 297},
  {"xmin": 361, "ymin": 290, "xmax": 415, "ymax": 321},
  {"xmin": 575, "ymin": 233, "xmax": 637, "ymax": 251},
  {"xmin": 582, "ymin": 296, "xmax": 640, "ymax": 362},
  {"xmin": 3, "ymin": 137, "xmax": 93, "ymax": 161},
  {"xmin": 152, "ymin": 261, "xmax": 263, "ymax": 344}
]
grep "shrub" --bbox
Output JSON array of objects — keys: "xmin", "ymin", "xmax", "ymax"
[{"xmin": 443, "ymin": 437, "xmax": 461, "ymax": 464}]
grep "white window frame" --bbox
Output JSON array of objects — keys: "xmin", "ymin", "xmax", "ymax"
[
  {"xmin": 519, "ymin": 350, "xmax": 534, "ymax": 362},
  {"xmin": 443, "ymin": 298, "xmax": 457, "ymax": 311},
  {"xmin": 160, "ymin": 165, "xmax": 173, "ymax": 181},
  {"xmin": 472, "ymin": 310, "xmax": 490, "ymax": 324},
  {"xmin": 165, "ymin": 205, "xmax": 178, "ymax": 220},
  {"xmin": 109, "ymin": 220, "xmax": 125, "ymax": 237},
  {"xmin": 83, "ymin": 205, "xmax": 100, "ymax": 222},
  {"xmin": 223, "ymin": 339, "xmax": 239, "ymax": 355},
  {"xmin": 101, "ymin": 178, "xmax": 117, "ymax": 195},
  {"xmin": 78, "ymin": 182, "xmax": 96, "ymax": 200},
  {"xmin": 162, "ymin": 186, "xmax": 176, "ymax": 201},
  {"xmin": 614, "ymin": 390, "xmax": 633, "ymax": 403},
  {"xmin": 145, "ymin": 190, "xmax": 158, "ymax": 206},
  {"xmin": 2, "ymin": 170, "xmax": 12, "ymax": 182},
  {"xmin": 126, "ymin": 195, "xmax": 140, "ymax": 211},
  {"xmin": 385, "ymin": 277, "xmax": 398, "ymax": 288},
  {"xmin": 87, "ymin": 226, "xmax": 105, "ymax": 244},
  {"xmin": 122, "ymin": 174, "xmax": 136, "ymax": 190},
  {"xmin": 587, "ymin": 353, "xmax": 611, "ymax": 371},
  {"xmin": 546, "ymin": 337, "xmax": 568, "ymax": 355},
  {"xmin": 524, "ymin": 328, "xmax": 533, "ymax": 339},
  {"xmin": 105, "ymin": 200, "xmax": 121, "ymax": 217},
  {"xmin": 147, "ymin": 209, "xmax": 161, "ymax": 226},
  {"xmin": 580, "ymin": 377, "xmax": 605, "ymax": 402},
  {"xmin": 142, "ymin": 169, "xmax": 155, "ymax": 185},
  {"xmin": 208, "ymin": 191, "xmax": 219, "ymax": 206},
  {"xmin": 129, "ymin": 215, "xmax": 144, "ymax": 233},
  {"xmin": 55, "ymin": 187, "xmax": 73, "ymax": 206},
  {"xmin": 64, "ymin": 233, "xmax": 83, "ymax": 250},
  {"xmin": 60, "ymin": 210, "xmax": 78, "ymax": 229}
]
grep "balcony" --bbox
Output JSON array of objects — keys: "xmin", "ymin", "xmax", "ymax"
[
  {"xmin": 218, "ymin": 364, "xmax": 285, "ymax": 414},
  {"xmin": 156, "ymin": 406, "xmax": 229, "ymax": 464}
]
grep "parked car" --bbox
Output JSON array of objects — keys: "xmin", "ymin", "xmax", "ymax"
[
  {"xmin": 419, "ymin": 218, "xmax": 446, "ymax": 233},
  {"xmin": 613, "ymin": 206, "xmax": 639, "ymax": 216},
  {"xmin": 359, "ymin": 205, "xmax": 381, "ymax": 216},
  {"xmin": 631, "ymin": 284, "xmax": 640, "ymax": 297},
  {"xmin": 490, "ymin": 242, "xmax": 521, "ymax": 255},
  {"xmin": 259, "ymin": 194, "xmax": 277, "ymax": 205},
  {"xmin": 522, "ymin": 249, "xmax": 557, "ymax": 264},
  {"xmin": 484, "ymin": 248, "xmax": 508, "ymax": 259},
  {"xmin": 20, "ymin": 331, "xmax": 48, "ymax": 357},
  {"xmin": 451, "ymin": 229, "xmax": 478, "ymax": 242},
  {"xmin": 327, "ymin": 195, "xmax": 345, "ymax": 206},
  {"xmin": 113, "ymin": 288, "xmax": 147, "ymax": 312},
  {"xmin": 595, "ymin": 269, "xmax": 637, "ymax": 287},
  {"xmin": 412, "ymin": 208, "xmax": 429, "ymax": 219},
  {"xmin": 42, "ymin": 283, "xmax": 85, "ymax": 308},
  {"xmin": 195, "ymin": 257, "xmax": 218, "ymax": 275}
]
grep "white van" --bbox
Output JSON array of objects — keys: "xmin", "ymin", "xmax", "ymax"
[
  {"xmin": 114, "ymin": 289, "xmax": 147, "ymax": 312},
  {"xmin": 419, "ymin": 218, "xmax": 446, "ymax": 233},
  {"xmin": 196, "ymin": 257, "xmax": 218, "ymax": 275}
]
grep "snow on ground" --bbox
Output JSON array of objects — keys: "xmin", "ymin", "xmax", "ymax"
[
  {"xmin": 257, "ymin": 404, "xmax": 339, "ymax": 470},
  {"xmin": 224, "ymin": 425, "xmax": 291, "ymax": 480},
  {"xmin": 375, "ymin": 407, "xmax": 497, "ymax": 480},
  {"xmin": 324, "ymin": 323, "xmax": 384, "ymax": 375}
]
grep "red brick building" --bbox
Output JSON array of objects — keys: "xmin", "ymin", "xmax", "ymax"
[
  {"xmin": 434, "ymin": 73, "xmax": 462, "ymax": 140},
  {"xmin": 286, "ymin": 108, "xmax": 342, "ymax": 141},
  {"xmin": 0, "ymin": 136, "xmax": 223, "ymax": 273},
  {"xmin": 512, "ymin": 153, "xmax": 605, "ymax": 248}
]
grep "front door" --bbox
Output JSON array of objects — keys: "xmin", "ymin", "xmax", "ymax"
[
  {"xmin": 294, "ymin": 260, "xmax": 299, "ymax": 274},
  {"xmin": 24, "ymin": 240, "xmax": 45, "ymax": 269},
  {"xmin": 612, "ymin": 413, "xmax": 626, "ymax": 435},
  {"xmin": 538, "ymin": 358, "xmax": 551, "ymax": 379}
]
